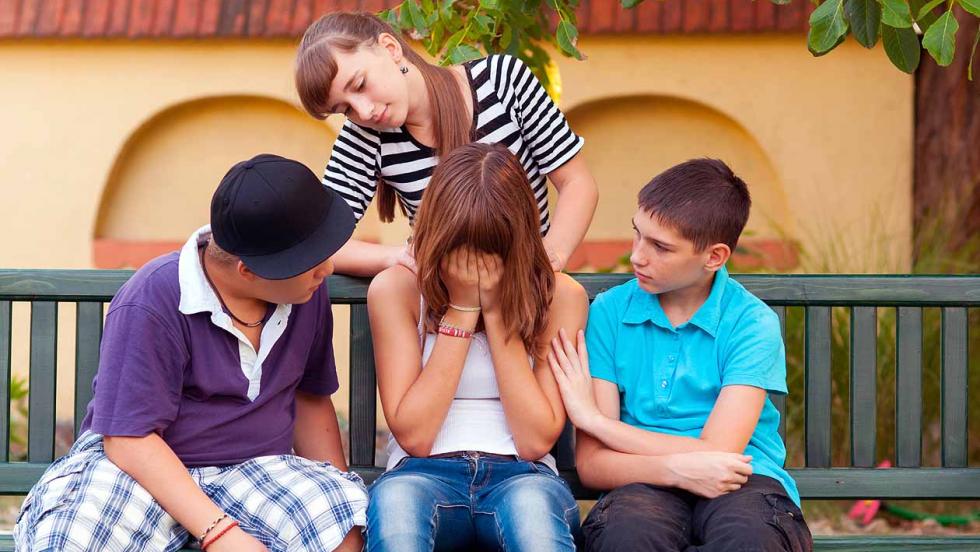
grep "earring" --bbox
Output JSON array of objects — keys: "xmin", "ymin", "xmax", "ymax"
[{"xmin": 400, "ymin": 66, "xmax": 409, "ymax": 74}]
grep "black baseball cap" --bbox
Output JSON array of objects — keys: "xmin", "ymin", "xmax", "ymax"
[{"xmin": 210, "ymin": 154, "xmax": 355, "ymax": 280}]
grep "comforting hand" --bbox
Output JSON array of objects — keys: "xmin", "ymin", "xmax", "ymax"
[
  {"xmin": 665, "ymin": 451, "xmax": 753, "ymax": 499},
  {"xmin": 208, "ymin": 525, "xmax": 269, "ymax": 552},
  {"xmin": 441, "ymin": 246, "xmax": 480, "ymax": 308},
  {"xmin": 391, "ymin": 243, "xmax": 417, "ymax": 273},
  {"xmin": 545, "ymin": 245, "xmax": 566, "ymax": 272},
  {"xmin": 476, "ymin": 252, "xmax": 503, "ymax": 313},
  {"xmin": 547, "ymin": 328, "xmax": 602, "ymax": 430}
]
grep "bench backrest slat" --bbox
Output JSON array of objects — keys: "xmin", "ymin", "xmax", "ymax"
[
  {"xmin": 74, "ymin": 302, "xmax": 103, "ymax": 438},
  {"xmin": 348, "ymin": 304, "xmax": 377, "ymax": 468},
  {"xmin": 849, "ymin": 307, "xmax": 878, "ymax": 468},
  {"xmin": 896, "ymin": 307, "xmax": 923, "ymax": 467},
  {"xmin": 27, "ymin": 302, "xmax": 57, "ymax": 463},
  {"xmin": 771, "ymin": 306, "xmax": 788, "ymax": 440},
  {"xmin": 941, "ymin": 307, "xmax": 969, "ymax": 468},
  {"xmin": 805, "ymin": 306, "xmax": 832, "ymax": 468},
  {"xmin": 0, "ymin": 300, "xmax": 11, "ymax": 463}
]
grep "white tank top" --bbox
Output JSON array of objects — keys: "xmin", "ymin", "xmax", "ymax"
[{"xmin": 384, "ymin": 298, "xmax": 558, "ymax": 473}]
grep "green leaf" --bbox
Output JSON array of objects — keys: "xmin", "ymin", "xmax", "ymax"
[
  {"xmin": 380, "ymin": 8, "xmax": 399, "ymax": 27},
  {"xmin": 621, "ymin": 0, "xmax": 644, "ymax": 7},
  {"xmin": 811, "ymin": 31, "xmax": 848, "ymax": 56},
  {"xmin": 922, "ymin": 10, "xmax": 959, "ymax": 66},
  {"xmin": 405, "ymin": 0, "xmax": 429, "ymax": 35},
  {"xmin": 439, "ymin": 0, "xmax": 454, "ymax": 24},
  {"xmin": 447, "ymin": 44, "xmax": 483, "ymax": 64},
  {"xmin": 499, "ymin": 25, "xmax": 513, "ymax": 49},
  {"xmin": 399, "ymin": 3, "xmax": 412, "ymax": 30},
  {"xmin": 845, "ymin": 0, "xmax": 881, "ymax": 47},
  {"xmin": 882, "ymin": 24, "xmax": 922, "ymax": 72},
  {"xmin": 473, "ymin": 14, "xmax": 494, "ymax": 35},
  {"xmin": 556, "ymin": 20, "xmax": 583, "ymax": 59},
  {"xmin": 880, "ymin": 0, "xmax": 913, "ymax": 28},
  {"xmin": 808, "ymin": 0, "xmax": 849, "ymax": 54},
  {"xmin": 909, "ymin": 0, "xmax": 939, "ymax": 28},
  {"xmin": 916, "ymin": 0, "xmax": 945, "ymax": 21},
  {"xmin": 960, "ymin": 0, "xmax": 980, "ymax": 17},
  {"xmin": 480, "ymin": 0, "xmax": 501, "ymax": 9}
]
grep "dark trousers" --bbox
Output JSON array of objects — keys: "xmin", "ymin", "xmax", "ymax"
[{"xmin": 581, "ymin": 475, "xmax": 812, "ymax": 552}]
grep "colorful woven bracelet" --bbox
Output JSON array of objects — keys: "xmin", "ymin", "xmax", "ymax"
[
  {"xmin": 197, "ymin": 512, "xmax": 228, "ymax": 545},
  {"xmin": 202, "ymin": 520, "xmax": 239, "ymax": 550},
  {"xmin": 438, "ymin": 322, "xmax": 473, "ymax": 339}
]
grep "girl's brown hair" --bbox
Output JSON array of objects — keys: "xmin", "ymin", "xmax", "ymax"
[
  {"xmin": 413, "ymin": 143, "xmax": 555, "ymax": 352},
  {"xmin": 295, "ymin": 12, "xmax": 471, "ymax": 222}
]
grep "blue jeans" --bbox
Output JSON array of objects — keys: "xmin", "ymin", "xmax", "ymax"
[{"xmin": 366, "ymin": 453, "xmax": 579, "ymax": 551}]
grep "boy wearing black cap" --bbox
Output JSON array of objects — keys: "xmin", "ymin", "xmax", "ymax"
[{"xmin": 15, "ymin": 155, "xmax": 367, "ymax": 552}]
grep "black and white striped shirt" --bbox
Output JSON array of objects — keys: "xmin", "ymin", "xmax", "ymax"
[{"xmin": 322, "ymin": 54, "xmax": 585, "ymax": 234}]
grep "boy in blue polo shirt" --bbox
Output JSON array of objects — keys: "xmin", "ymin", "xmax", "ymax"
[{"xmin": 548, "ymin": 159, "xmax": 812, "ymax": 551}]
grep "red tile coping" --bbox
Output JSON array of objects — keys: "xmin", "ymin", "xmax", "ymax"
[
  {"xmin": 94, "ymin": 236, "xmax": 799, "ymax": 271},
  {"xmin": 2, "ymin": 0, "xmax": 808, "ymax": 39}
]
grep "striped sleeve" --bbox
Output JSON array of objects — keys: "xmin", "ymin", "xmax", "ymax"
[
  {"xmin": 494, "ymin": 55, "xmax": 584, "ymax": 175},
  {"xmin": 323, "ymin": 120, "xmax": 381, "ymax": 222}
]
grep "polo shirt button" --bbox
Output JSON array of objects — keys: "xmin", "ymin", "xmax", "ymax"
[
  {"xmin": 668, "ymin": 355, "xmax": 676, "ymax": 362},
  {"xmin": 660, "ymin": 379, "xmax": 668, "ymax": 389}
]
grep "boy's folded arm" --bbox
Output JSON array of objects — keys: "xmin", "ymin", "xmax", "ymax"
[
  {"xmin": 102, "ymin": 433, "xmax": 232, "ymax": 540},
  {"xmin": 583, "ymin": 380, "xmax": 766, "ymax": 456}
]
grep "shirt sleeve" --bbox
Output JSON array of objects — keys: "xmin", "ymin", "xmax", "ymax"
[
  {"xmin": 496, "ymin": 55, "xmax": 585, "ymax": 174},
  {"xmin": 585, "ymin": 291, "xmax": 619, "ymax": 387},
  {"xmin": 323, "ymin": 120, "xmax": 382, "ymax": 222},
  {"xmin": 721, "ymin": 306, "xmax": 788, "ymax": 395},
  {"xmin": 88, "ymin": 305, "xmax": 187, "ymax": 437},
  {"xmin": 297, "ymin": 287, "xmax": 340, "ymax": 396}
]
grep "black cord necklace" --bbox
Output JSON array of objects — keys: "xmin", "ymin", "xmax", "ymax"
[{"xmin": 199, "ymin": 247, "xmax": 264, "ymax": 328}]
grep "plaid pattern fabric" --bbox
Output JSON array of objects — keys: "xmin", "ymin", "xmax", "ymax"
[{"xmin": 14, "ymin": 432, "xmax": 368, "ymax": 552}]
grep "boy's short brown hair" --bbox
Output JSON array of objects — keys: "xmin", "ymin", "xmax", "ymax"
[{"xmin": 638, "ymin": 158, "xmax": 751, "ymax": 252}]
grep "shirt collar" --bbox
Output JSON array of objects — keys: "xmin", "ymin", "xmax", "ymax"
[
  {"xmin": 177, "ymin": 224, "xmax": 225, "ymax": 316},
  {"xmin": 622, "ymin": 267, "xmax": 729, "ymax": 337}
]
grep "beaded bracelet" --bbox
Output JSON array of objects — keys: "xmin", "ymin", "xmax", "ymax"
[
  {"xmin": 197, "ymin": 512, "xmax": 229, "ymax": 545},
  {"xmin": 449, "ymin": 303, "xmax": 481, "ymax": 312},
  {"xmin": 438, "ymin": 321, "xmax": 474, "ymax": 339},
  {"xmin": 202, "ymin": 520, "xmax": 239, "ymax": 550}
]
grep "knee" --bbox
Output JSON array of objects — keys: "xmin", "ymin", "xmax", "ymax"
[
  {"xmin": 368, "ymin": 473, "xmax": 436, "ymax": 516},
  {"xmin": 582, "ymin": 484, "xmax": 691, "ymax": 552},
  {"xmin": 496, "ymin": 474, "xmax": 577, "ymax": 520}
]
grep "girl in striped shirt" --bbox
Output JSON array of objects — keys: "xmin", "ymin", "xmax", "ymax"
[{"xmin": 296, "ymin": 11, "xmax": 598, "ymax": 276}]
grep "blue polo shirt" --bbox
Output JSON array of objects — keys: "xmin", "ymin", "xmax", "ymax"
[{"xmin": 586, "ymin": 267, "xmax": 799, "ymax": 505}]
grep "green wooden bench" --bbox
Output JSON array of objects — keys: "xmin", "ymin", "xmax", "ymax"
[{"xmin": 0, "ymin": 269, "xmax": 977, "ymax": 551}]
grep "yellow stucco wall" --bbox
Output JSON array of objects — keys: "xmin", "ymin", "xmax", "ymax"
[{"xmin": 0, "ymin": 35, "xmax": 913, "ymax": 428}]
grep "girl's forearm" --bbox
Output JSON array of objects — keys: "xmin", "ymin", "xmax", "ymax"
[
  {"xmin": 484, "ymin": 312, "xmax": 563, "ymax": 457},
  {"xmin": 331, "ymin": 239, "xmax": 402, "ymax": 277},
  {"xmin": 544, "ymin": 176, "xmax": 598, "ymax": 267}
]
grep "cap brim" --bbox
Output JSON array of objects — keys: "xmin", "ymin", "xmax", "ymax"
[{"xmin": 239, "ymin": 196, "xmax": 355, "ymax": 280}]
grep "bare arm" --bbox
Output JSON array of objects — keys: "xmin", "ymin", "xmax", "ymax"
[
  {"xmin": 331, "ymin": 239, "xmax": 415, "ymax": 277},
  {"xmin": 103, "ymin": 434, "xmax": 267, "ymax": 551},
  {"xmin": 541, "ymin": 155, "xmax": 598, "ymax": 271},
  {"xmin": 572, "ymin": 377, "xmax": 752, "ymax": 497},
  {"xmin": 484, "ymin": 272, "xmax": 588, "ymax": 460},
  {"xmin": 293, "ymin": 391, "xmax": 349, "ymax": 470},
  {"xmin": 369, "ymin": 252, "xmax": 479, "ymax": 457}
]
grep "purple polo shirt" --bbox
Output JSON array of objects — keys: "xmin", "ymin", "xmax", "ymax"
[{"xmin": 79, "ymin": 228, "xmax": 339, "ymax": 467}]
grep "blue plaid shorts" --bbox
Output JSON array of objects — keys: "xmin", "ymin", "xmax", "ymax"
[{"xmin": 14, "ymin": 432, "xmax": 368, "ymax": 551}]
